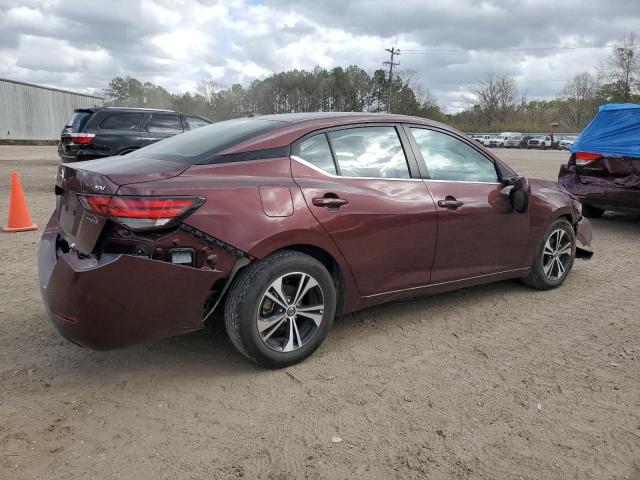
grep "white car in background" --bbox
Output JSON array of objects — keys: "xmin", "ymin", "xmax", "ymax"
[
  {"xmin": 504, "ymin": 135, "xmax": 524, "ymax": 148},
  {"xmin": 473, "ymin": 134, "xmax": 492, "ymax": 146},
  {"xmin": 489, "ymin": 132, "xmax": 522, "ymax": 148},
  {"xmin": 488, "ymin": 136, "xmax": 507, "ymax": 147},
  {"xmin": 559, "ymin": 136, "xmax": 577, "ymax": 150}
]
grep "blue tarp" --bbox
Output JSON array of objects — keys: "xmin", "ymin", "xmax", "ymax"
[{"xmin": 570, "ymin": 103, "xmax": 640, "ymax": 158}]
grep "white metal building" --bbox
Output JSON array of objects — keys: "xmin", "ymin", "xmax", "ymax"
[{"xmin": 0, "ymin": 78, "xmax": 103, "ymax": 142}]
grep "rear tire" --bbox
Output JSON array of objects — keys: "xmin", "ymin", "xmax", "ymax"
[
  {"xmin": 522, "ymin": 218, "xmax": 575, "ymax": 290},
  {"xmin": 582, "ymin": 204, "xmax": 605, "ymax": 218},
  {"xmin": 224, "ymin": 250, "xmax": 336, "ymax": 368}
]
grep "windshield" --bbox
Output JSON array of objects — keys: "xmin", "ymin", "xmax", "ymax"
[{"xmin": 126, "ymin": 117, "xmax": 287, "ymax": 164}]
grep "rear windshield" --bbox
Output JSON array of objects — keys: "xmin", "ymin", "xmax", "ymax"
[
  {"xmin": 66, "ymin": 111, "xmax": 92, "ymax": 132},
  {"xmin": 125, "ymin": 118, "xmax": 287, "ymax": 164}
]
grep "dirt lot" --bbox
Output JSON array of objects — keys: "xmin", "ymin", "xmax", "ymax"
[{"xmin": 1, "ymin": 146, "xmax": 639, "ymax": 480}]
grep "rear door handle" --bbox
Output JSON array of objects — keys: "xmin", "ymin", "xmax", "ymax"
[
  {"xmin": 438, "ymin": 198, "xmax": 464, "ymax": 209},
  {"xmin": 312, "ymin": 196, "xmax": 349, "ymax": 209}
]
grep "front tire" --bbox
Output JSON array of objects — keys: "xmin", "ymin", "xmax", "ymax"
[
  {"xmin": 522, "ymin": 218, "xmax": 576, "ymax": 290},
  {"xmin": 224, "ymin": 250, "xmax": 337, "ymax": 368}
]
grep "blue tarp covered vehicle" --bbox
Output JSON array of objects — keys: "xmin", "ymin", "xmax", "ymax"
[
  {"xmin": 559, "ymin": 103, "xmax": 640, "ymax": 217},
  {"xmin": 570, "ymin": 103, "xmax": 640, "ymax": 158}
]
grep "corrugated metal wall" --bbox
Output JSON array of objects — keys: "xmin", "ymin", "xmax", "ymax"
[{"xmin": 0, "ymin": 78, "xmax": 104, "ymax": 141}]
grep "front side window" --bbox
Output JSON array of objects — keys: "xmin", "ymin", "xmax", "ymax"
[
  {"xmin": 99, "ymin": 113, "xmax": 144, "ymax": 131},
  {"xmin": 146, "ymin": 114, "xmax": 183, "ymax": 134},
  {"xmin": 296, "ymin": 134, "xmax": 337, "ymax": 175},
  {"xmin": 410, "ymin": 128, "xmax": 498, "ymax": 182},
  {"xmin": 328, "ymin": 126, "xmax": 410, "ymax": 179}
]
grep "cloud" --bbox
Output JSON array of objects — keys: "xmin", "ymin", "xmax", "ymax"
[{"xmin": 0, "ymin": 0, "xmax": 637, "ymax": 112}]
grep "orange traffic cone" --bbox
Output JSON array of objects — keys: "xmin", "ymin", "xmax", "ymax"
[{"xmin": 3, "ymin": 172, "xmax": 38, "ymax": 232}]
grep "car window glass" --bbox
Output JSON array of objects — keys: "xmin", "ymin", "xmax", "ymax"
[
  {"xmin": 68, "ymin": 111, "xmax": 92, "ymax": 132},
  {"xmin": 99, "ymin": 113, "xmax": 144, "ymax": 131},
  {"xmin": 297, "ymin": 134, "xmax": 337, "ymax": 175},
  {"xmin": 328, "ymin": 126, "xmax": 410, "ymax": 179},
  {"xmin": 146, "ymin": 114, "xmax": 183, "ymax": 134},
  {"xmin": 126, "ymin": 118, "xmax": 286, "ymax": 164},
  {"xmin": 184, "ymin": 116, "xmax": 210, "ymax": 130},
  {"xmin": 410, "ymin": 128, "xmax": 498, "ymax": 182}
]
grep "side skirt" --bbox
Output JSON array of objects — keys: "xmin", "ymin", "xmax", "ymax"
[{"xmin": 353, "ymin": 268, "xmax": 530, "ymax": 312}]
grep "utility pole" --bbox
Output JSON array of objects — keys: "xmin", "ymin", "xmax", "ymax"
[{"xmin": 383, "ymin": 47, "xmax": 400, "ymax": 113}]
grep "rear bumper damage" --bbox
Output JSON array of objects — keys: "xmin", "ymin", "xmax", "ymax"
[{"xmin": 38, "ymin": 213, "xmax": 228, "ymax": 350}]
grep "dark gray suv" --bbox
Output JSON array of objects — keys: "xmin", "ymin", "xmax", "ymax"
[{"xmin": 58, "ymin": 107, "xmax": 211, "ymax": 162}]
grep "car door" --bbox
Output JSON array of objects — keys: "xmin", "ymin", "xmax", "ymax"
[
  {"xmin": 291, "ymin": 124, "xmax": 438, "ymax": 296},
  {"xmin": 406, "ymin": 126, "xmax": 530, "ymax": 284},
  {"xmin": 140, "ymin": 113, "xmax": 184, "ymax": 147}
]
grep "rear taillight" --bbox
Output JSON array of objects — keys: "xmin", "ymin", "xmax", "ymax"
[
  {"xmin": 575, "ymin": 152, "xmax": 602, "ymax": 166},
  {"xmin": 78, "ymin": 195, "xmax": 205, "ymax": 230},
  {"xmin": 69, "ymin": 133, "xmax": 95, "ymax": 145}
]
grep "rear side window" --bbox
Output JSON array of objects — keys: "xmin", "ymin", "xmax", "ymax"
[
  {"xmin": 146, "ymin": 114, "xmax": 183, "ymax": 134},
  {"xmin": 184, "ymin": 116, "xmax": 210, "ymax": 130},
  {"xmin": 99, "ymin": 113, "xmax": 144, "ymax": 131},
  {"xmin": 296, "ymin": 134, "xmax": 337, "ymax": 175},
  {"xmin": 410, "ymin": 128, "xmax": 498, "ymax": 182},
  {"xmin": 328, "ymin": 126, "xmax": 410, "ymax": 179}
]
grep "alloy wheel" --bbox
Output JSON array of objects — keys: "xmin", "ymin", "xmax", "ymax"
[
  {"xmin": 542, "ymin": 229, "xmax": 572, "ymax": 281},
  {"xmin": 256, "ymin": 272, "xmax": 325, "ymax": 352}
]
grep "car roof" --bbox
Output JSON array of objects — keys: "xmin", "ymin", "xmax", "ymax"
[
  {"xmin": 74, "ymin": 106, "xmax": 211, "ymax": 122},
  {"xmin": 76, "ymin": 106, "xmax": 178, "ymax": 115},
  {"xmin": 219, "ymin": 112, "xmax": 462, "ymax": 155}
]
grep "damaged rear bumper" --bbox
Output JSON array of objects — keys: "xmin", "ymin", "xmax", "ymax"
[
  {"xmin": 38, "ymin": 214, "xmax": 225, "ymax": 350},
  {"xmin": 559, "ymin": 164, "xmax": 640, "ymax": 212}
]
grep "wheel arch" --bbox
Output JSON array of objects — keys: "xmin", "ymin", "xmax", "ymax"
[{"xmin": 256, "ymin": 242, "xmax": 352, "ymax": 316}]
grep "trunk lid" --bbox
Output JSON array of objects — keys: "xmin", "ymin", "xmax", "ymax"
[{"xmin": 56, "ymin": 156, "xmax": 189, "ymax": 254}]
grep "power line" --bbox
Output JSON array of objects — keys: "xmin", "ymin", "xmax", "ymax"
[
  {"xmin": 427, "ymin": 78, "xmax": 573, "ymax": 86},
  {"xmin": 383, "ymin": 47, "xmax": 400, "ymax": 113},
  {"xmin": 401, "ymin": 44, "xmax": 610, "ymax": 54}
]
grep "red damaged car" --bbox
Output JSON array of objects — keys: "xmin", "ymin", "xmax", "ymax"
[
  {"xmin": 39, "ymin": 113, "xmax": 593, "ymax": 367},
  {"xmin": 559, "ymin": 103, "xmax": 640, "ymax": 217}
]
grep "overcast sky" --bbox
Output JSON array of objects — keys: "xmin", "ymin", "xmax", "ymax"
[{"xmin": 1, "ymin": 0, "xmax": 638, "ymax": 113}]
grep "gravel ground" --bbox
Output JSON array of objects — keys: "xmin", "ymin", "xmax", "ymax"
[{"xmin": 1, "ymin": 146, "xmax": 639, "ymax": 479}]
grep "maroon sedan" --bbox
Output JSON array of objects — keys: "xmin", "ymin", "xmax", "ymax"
[{"xmin": 39, "ymin": 113, "xmax": 593, "ymax": 367}]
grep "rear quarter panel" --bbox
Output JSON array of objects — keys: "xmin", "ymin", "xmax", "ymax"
[{"xmin": 115, "ymin": 157, "xmax": 362, "ymax": 313}]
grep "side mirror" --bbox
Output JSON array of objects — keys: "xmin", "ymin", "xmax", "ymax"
[{"xmin": 510, "ymin": 176, "xmax": 530, "ymax": 213}]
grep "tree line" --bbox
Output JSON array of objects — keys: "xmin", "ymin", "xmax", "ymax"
[{"xmin": 104, "ymin": 33, "xmax": 639, "ymax": 133}]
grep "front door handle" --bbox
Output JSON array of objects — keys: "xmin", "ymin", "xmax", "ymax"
[
  {"xmin": 438, "ymin": 198, "xmax": 464, "ymax": 209},
  {"xmin": 312, "ymin": 196, "xmax": 349, "ymax": 209}
]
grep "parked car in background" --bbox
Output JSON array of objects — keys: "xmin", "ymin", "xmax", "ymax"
[
  {"xmin": 517, "ymin": 135, "xmax": 534, "ymax": 148},
  {"xmin": 504, "ymin": 136, "xmax": 521, "ymax": 148},
  {"xmin": 473, "ymin": 134, "xmax": 492, "ymax": 146},
  {"xmin": 559, "ymin": 104, "xmax": 640, "ymax": 217},
  {"xmin": 58, "ymin": 107, "xmax": 212, "ymax": 162},
  {"xmin": 503, "ymin": 133, "xmax": 525, "ymax": 148},
  {"xmin": 40, "ymin": 112, "xmax": 592, "ymax": 367},
  {"xmin": 488, "ymin": 135, "xmax": 507, "ymax": 148},
  {"xmin": 527, "ymin": 135, "xmax": 553, "ymax": 149},
  {"xmin": 559, "ymin": 136, "xmax": 577, "ymax": 150}
]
